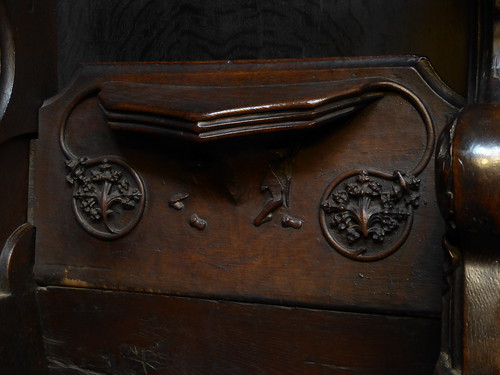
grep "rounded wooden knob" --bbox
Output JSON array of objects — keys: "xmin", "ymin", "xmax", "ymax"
[{"xmin": 436, "ymin": 104, "xmax": 500, "ymax": 246}]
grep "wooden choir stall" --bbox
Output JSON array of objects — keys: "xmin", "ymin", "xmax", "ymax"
[{"xmin": 0, "ymin": 1, "xmax": 498, "ymax": 374}]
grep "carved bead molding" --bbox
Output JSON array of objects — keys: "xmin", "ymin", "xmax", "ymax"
[
  {"xmin": 320, "ymin": 170, "xmax": 420, "ymax": 261},
  {"xmin": 319, "ymin": 81, "xmax": 435, "ymax": 261},
  {"xmin": 65, "ymin": 156, "xmax": 145, "ymax": 240}
]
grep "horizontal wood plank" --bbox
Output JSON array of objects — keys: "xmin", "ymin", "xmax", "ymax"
[{"xmin": 38, "ymin": 286, "xmax": 440, "ymax": 375}]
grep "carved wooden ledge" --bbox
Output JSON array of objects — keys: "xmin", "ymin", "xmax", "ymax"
[
  {"xmin": 436, "ymin": 104, "xmax": 500, "ymax": 375},
  {"xmin": 98, "ymin": 80, "xmax": 383, "ymax": 141}
]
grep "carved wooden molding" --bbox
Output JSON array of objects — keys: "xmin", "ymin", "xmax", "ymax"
[
  {"xmin": 59, "ymin": 75, "xmax": 434, "ymax": 255},
  {"xmin": 98, "ymin": 80, "xmax": 383, "ymax": 141}
]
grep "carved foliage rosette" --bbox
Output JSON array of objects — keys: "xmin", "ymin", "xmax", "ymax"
[
  {"xmin": 65, "ymin": 156, "xmax": 145, "ymax": 240},
  {"xmin": 320, "ymin": 170, "xmax": 420, "ymax": 261},
  {"xmin": 317, "ymin": 79, "xmax": 435, "ymax": 261}
]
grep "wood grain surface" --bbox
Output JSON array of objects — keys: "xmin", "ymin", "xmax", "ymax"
[
  {"xmin": 56, "ymin": 0, "xmax": 471, "ymax": 95},
  {"xmin": 38, "ymin": 286, "xmax": 441, "ymax": 375},
  {"xmin": 35, "ymin": 58, "xmax": 461, "ymax": 317},
  {"xmin": 463, "ymin": 250, "xmax": 500, "ymax": 375}
]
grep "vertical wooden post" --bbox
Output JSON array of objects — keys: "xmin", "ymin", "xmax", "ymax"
[{"xmin": 436, "ymin": 1, "xmax": 500, "ymax": 373}]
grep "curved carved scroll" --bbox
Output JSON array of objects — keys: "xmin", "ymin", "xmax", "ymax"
[
  {"xmin": 60, "ymin": 78, "xmax": 385, "ymax": 239},
  {"xmin": 59, "ymin": 88, "xmax": 146, "ymax": 241},
  {"xmin": 59, "ymin": 69, "xmax": 435, "ymax": 249},
  {"xmin": 320, "ymin": 81, "xmax": 435, "ymax": 261},
  {"xmin": 65, "ymin": 156, "xmax": 145, "ymax": 240},
  {"xmin": 435, "ymin": 103, "xmax": 500, "ymax": 374}
]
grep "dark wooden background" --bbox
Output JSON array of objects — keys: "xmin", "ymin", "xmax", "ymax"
[{"xmin": 56, "ymin": 0, "xmax": 471, "ymax": 95}]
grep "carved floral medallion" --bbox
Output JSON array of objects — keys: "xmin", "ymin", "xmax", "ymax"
[
  {"xmin": 65, "ymin": 156, "xmax": 145, "ymax": 240},
  {"xmin": 320, "ymin": 170, "xmax": 420, "ymax": 261}
]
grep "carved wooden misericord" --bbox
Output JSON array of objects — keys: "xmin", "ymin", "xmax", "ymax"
[
  {"xmin": 34, "ymin": 57, "xmax": 461, "ymax": 319},
  {"xmin": 1, "ymin": 1, "xmax": 499, "ymax": 374}
]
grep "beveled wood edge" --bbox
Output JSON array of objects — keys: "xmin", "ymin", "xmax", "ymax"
[
  {"xmin": 41, "ymin": 56, "xmax": 463, "ymax": 151},
  {"xmin": 99, "ymin": 82, "xmax": 384, "ymax": 141}
]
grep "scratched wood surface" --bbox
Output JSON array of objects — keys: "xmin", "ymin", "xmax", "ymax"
[
  {"xmin": 38, "ymin": 286, "xmax": 441, "ymax": 375},
  {"xmin": 56, "ymin": 0, "xmax": 471, "ymax": 95},
  {"xmin": 34, "ymin": 58, "xmax": 461, "ymax": 317}
]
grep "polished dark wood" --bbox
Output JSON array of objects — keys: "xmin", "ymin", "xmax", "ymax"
[
  {"xmin": 435, "ymin": 2, "xmax": 500, "ymax": 373},
  {"xmin": 436, "ymin": 104, "xmax": 500, "ymax": 375},
  {"xmin": 38, "ymin": 286, "xmax": 440, "ymax": 375},
  {"xmin": 98, "ymin": 80, "xmax": 383, "ymax": 141},
  {"xmin": 0, "ymin": 0, "xmax": 57, "ymax": 143},
  {"xmin": 1, "ymin": 0, "xmax": 498, "ymax": 373},
  {"xmin": 437, "ymin": 104, "xmax": 500, "ymax": 244},
  {"xmin": 35, "ymin": 58, "xmax": 460, "ymax": 318}
]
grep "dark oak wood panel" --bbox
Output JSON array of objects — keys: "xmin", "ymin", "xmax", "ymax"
[
  {"xmin": 34, "ymin": 58, "xmax": 460, "ymax": 316},
  {"xmin": 0, "ymin": 224, "xmax": 48, "ymax": 374},
  {"xmin": 56, "ymin": 0, "xmax": 471, "ymax": 95},
  {"xmin": 38, "ymin": 286, "xmax": 441, "ymax": 375}
]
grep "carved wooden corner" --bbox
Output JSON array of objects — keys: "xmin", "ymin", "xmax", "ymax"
[{"xmin": 435, "ymin": 104, "xmax": 500, "ymax": 375}]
